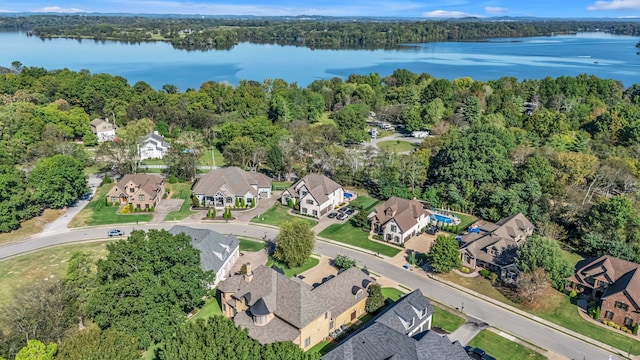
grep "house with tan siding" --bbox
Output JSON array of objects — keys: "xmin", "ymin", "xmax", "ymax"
[
  {"xmin": 281, "ymin": 174, "xmax": 344, "ymax": 218},
  {"xmin": 90, "ymin": 118, "xmax": 116, "ymax": 142},
  {"xmin": 368, "ymin": 197, "xmax": 432, "ymax": 245},
  {"xmin": 106, "ymin": 174, "xmax": 165, "ymax": 210},
  {"xmin": 193, "ymin": 167, "xmax": 272, "ymax": 209},
  {"xmin": 218, "ymin": 264, "xmax": 373, "ymax": 350}
]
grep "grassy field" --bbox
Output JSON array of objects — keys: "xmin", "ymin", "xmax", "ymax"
[
  {"xmin": 0, "ymin": 241, "xmax": 110, "ymax": 306},
  {"xmin": 251, "ymin": 204, "xmax": 318, "ymax": 227},
  {"xmin": 432, "ymin": 305, "xmax": 466, "ymax": 333},
  {"xmin": 468, "ymin": 330, "xmax": 547, "ymax": 360},
  {"xmin": 189, "ymin": 291, "xmax": 222, "ymax": 322},
  {"xmin": 0, "ymin": 208, "xmax": 63, "ymax": 245},
  {"xmin": 312, "ymin": 112, "xmax": 336, "ymax": 127},
  {"xmin": 266, "ymin": 256, "xmax": 320, "ymax": 278},
  {"xmin": 454, "ymin": 212, "xmax": 478, "ymax": 230},
  {"xmin": 163, "ymin": 182, "xmax": 196, "ymax": 221},
  {"xmin": 381, "ymin": 287, "xmax": 405, "ymax": 302},
  {"xmin": 68, "ymin": 184, "xmax": 153, "ymax": 227},
  {"xmin": 318, "ymin": 222, "xmax": 401, "ymax": 257},
  {"xmin": 348, "ymin": 195, "xmax": 379, "ymax": 211},
  {"xmin": 239, "ymin": 238, "xmax": 265, "ymax": 252},
  {"xmin": 439, "ymin": 272, "xmax": 640, "ymax": 355},
  {"xmin": 376, "ymin": 140, "xmax": 417, "ymax": 153},
  {"xmin": 272, "ymin": 181, "xmax": 293, "ymax": 190}
]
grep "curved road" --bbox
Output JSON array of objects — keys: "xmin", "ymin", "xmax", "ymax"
[{"xmin": 0, "ymin": 221, "xmax": 627, "ymax": 360}]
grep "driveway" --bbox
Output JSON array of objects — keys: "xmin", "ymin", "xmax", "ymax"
[
  {"xmin": 232, "ymin": 192, "xmax": 280, "ymax": 222},
  {"xmin": 151, "ymin": 199, "xmax": 183, "ymax": 223},
  {"xmin": 299, "ymin": 255, "xmax": 338, "ymax": 286}
]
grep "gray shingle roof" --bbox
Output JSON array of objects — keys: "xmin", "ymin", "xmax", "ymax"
[
  {"xmin": 168, "ymin": 225, "xmax": 239, "ymax": 274},
  {"xmin": 370, "ymin": 197, "xmax": 432, "ymax": 233},
  {"xmin": 287, "ymin": 173, "xmax": 343, "ymax": 204},
  {"xmin": 313, "ymin": 267, "xmax": 373, "ymax": 318},
  {"xmin": 375, "ymin": 289, "xmax": 434, "ymax": 335},
  {"xmin": 193, "ymin": 167, "xmax": 272, "ymax": 198}
]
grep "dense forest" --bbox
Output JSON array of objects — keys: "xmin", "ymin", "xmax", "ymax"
[{"xmin": 1, "ymin": 15, "xmax": 640, "ymax": 50}]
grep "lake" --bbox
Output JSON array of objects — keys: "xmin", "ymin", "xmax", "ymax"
[{"xmin": 1, "ymin": 31, "xmax": 639, "ymax": 90}]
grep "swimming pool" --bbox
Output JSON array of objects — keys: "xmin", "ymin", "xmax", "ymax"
[{"xmin": 432, "ymin": 214, "xmax": 454, "ymax": 223}]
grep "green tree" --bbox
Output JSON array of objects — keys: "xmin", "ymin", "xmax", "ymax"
[
  {"xmin": 29, "ymin": 155, "xmax": 87, "ymax": 209},
  {"xmin": 65, "ymin": 251, "xmax": 98, "ymax": 329},
  {"xmin": 349, "ymin": 205, "xmax": 369, "ymax": 231},
  {"xmin": 330, "ymin": 103, "xmax": 369, "ymax": 144},
  {"xmin": 585, "ymin": 196, "xmax": 640, "ymax": 245},
  {"xmin": 274, "ymin": 219, "xmax": 315, "ymax": 268},
  {"xmin": 87, "ymin": 229, "xmax": 214, "ymax": 348},
  {"xmin": 427, "ymin": 235, "xmax": 461, "ymax": 273},
  {"xmin": 57, "ymin": 327, "xmax": 139, "ymax": 360},
  {"xmin": 516, "ymin": 236, "xmax": 572, "ymax": 289},
  {"xmin": 365, "ymin": 284, "xmax": 385, "ymax": 313},
  {"xmin": 15, "ymin": 340, "xmax": 56, "ymax": 360},
  {"xmin": 334, "ymin": 254, "xmax": 357, "ymax": 270}
]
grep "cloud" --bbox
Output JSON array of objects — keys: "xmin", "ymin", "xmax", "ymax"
[
  {"xmin": 33, "ymin": 6, "xmax": 85, "ymax": 13},
  {"xmin": 421, "ymin": 10, "xmax": 480, "ymax": 18},
  {"xmin": 588, "ymin": 0, "xmax": 640, "ymax": 10},
  {"xmin": 485, "ymin": 6, "xmax": 508, "ymax": 15}
]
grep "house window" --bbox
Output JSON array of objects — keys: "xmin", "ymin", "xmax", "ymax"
[
  {"xmin": 408, "ymin": 318, "xmax": 414, "ymax": 328},
  {"xmin": 329, "ymin": 320, "xmax": 334, "ymax": 330},
  {"xmin": 605, "ymin": 311, "xmax": 614, "ymax": 320},
  {"xmin": 145, "ymin": 204, "xmax": 150, "ymax": 209},
  {"xmin": 301, "ymin": 191, "xmax": 308, "ymax": 196},
  {"xmin": 419, "ymin": 308, "xmax": 427, "ymax": 318},
  {"xmin": 312, "ymin": 210, "xmax": 318, "ymax": 216},
  {"xmin": 136, "ymin": 204, "xmax": 141, "ymax": 209},
  {"xmin": 111, "ymin": 196, "xmax": 118, "ymax": 203},
  {"xmin": 129, "ymin": 187, "xmax": 135, "ymax": 193},
  {"xmin": 304, "ymin": 337, "xmax": 311, "ymax": 347},
  {"xmin": 624, "ymin": 317, "xmax": 634, "ymax": 327},
  {"xmin": 490, "ymin": 247, "xmax": 498, "ymax": 256},
  {"xmin": 386, "ymin": 234, "xmax": 392, "ymax": 241},
  {"xmin": 615, "ymin": 301, "xmax": 629, "ymax": 311},
  {"xmin": 325, "ymin": 312, "xmax": 329, "ymax": 319},
  {"xmin": 302, "ymin": 208, "xmax": 308, "ymax": 214},
  {"xmin": 226, "ymin": 197, "xmax": 233, "ymax": 203},
  {"xmin": 306, "ymin": 199, "xmax": 314, "ymax": 205},
  {"xmin": 390, "ymin": 225, "xmax": 397, "ymax": 232},
  {"xmin": 139, "ymin": 195, "xmax": 145, "ymax": 201},
  {"xmin": 394, "ymin": 236, "xmax": 400, "ymax": 243}
]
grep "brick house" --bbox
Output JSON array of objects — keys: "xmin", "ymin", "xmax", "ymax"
[
  {"xmin": 280, "ymin": 174, "xmax": 344, "ymax": 218},
  {"xmin": 106, "ymin": 174, "xmax": 165, "ymax": 210},
  {"xmin": 218, "ymin": 264, "xmax": 373, "ymax": 350},
  {"xmin": 368, "ymin": 197, "xmax": 433, "ymax": 245},
  {"xmin": 567, "ymin": 255, "xmax": 640, "ymax": 330}
]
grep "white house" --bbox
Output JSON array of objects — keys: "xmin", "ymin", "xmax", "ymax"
[
  {"xmin": 90, "ymin": 118, "xmax": 116, "ymax": 142},
  {"xmin": 368, "ymin": 197, "xmax": 432, "ymax": 245},
  {"xmin": 168, "ymin": 225, "xmax": 240, "ymax": 287},
  {"xmin": 281, "ymin": 174, "xmax": 344, "ymax": 218},
  {"xmin": 193, "ymin": 167, "xmax": 272, "ymax": 208},
  {"xmin": 139, "ymin": 131, "xmax": 170, "ymax": 160}
]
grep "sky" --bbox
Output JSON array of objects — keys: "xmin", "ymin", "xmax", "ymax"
[{"xmin": 1, "ymin": 0, "xmax": 640, "ymax": 18}]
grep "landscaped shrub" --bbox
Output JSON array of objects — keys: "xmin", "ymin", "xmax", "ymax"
[
  {"xmin": 569, "ymin": 290, "xmax": 577, "ymax": 298},
  {"xmin": 212, "ymin": 208, "xmax": 216, "ymax": 218},
  {"xmin": 460, "ymin": 266, "xmax": 470, "ymax": 273},
  {"xmin": 191, "ymin": 196, "xmax": 200, "ymax": 208},
  {"xmin": 207, "ymin": 208, "xmax": 211, "ymax": 218},
  {"xmin": 479, "ymin": 269, "xmax": 490, "ymax": 278},
  {"xmin": 101, "ymin": 174, "xmax": 112, "ymax": 185},
  {"xmin": 488, "ymin": 272, "xmax": 498, "ymax": 284},
  {"xmin": 634, "ymin": 323, "xmax": 639, "ymax": 335},
  {"xmin": 167, "ymin": 175, "xmax": 178, "ymax": 184}
]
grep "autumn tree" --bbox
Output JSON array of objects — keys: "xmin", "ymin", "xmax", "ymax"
[
  {"xmin": 517, "ymin": 268, "xmax": 550, "ymax": 305},
  {"xmin": 274, "ymin": 219, "xmax": 315, "ymax": 268}
]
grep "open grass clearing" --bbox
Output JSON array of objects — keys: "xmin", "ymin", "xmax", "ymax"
[
  {"xmin": 381, "ymin": 287, "xmax": 405, "ymax": 302},
  {"xmin": 311, "ymin": 112, "xmax": 336, "ymax": 127},
  {"xmin": 239, "ymin": 238, "xmax": 265, "ymax": 252},
  {"xmin": 439, "ymin": 271, "xmax": 640, "ymax": 355},
  {"xmin": 0, "ymin": 208, "xmax": 63, "ymax": 245},
  {"xmin": 348, "ymin": 195, "xmax": 380, "ymax": 211},
  {"xmin": 251, "ymin": 204, "xmax": 318, "ymax": 228},
  {"xmin": 189, "ymin": 291, "xmax": 222, "ymax": 322},
  {"xmin": 68, "ymin": 184, "xmax": 153, "ymax": 227},
  {"xmin": 163, "ymin": 182, "xmax": 196, "ymax": 221},
  {"xmin": 272, "ymin": 181, "xmax": 293, "ymax": 190},
  {"xmin": 0, "ymin": 241, "xmax": 110, "ymax": 306},
  {"xmin": 265, "ymin": 256, "xmax": 320, "ymax": 278},
  {"xmin": 376, "ymin": 140, "xmax": 417, "ymax": 153},
  {"xmin": 468, "ymin": 330, "xmax": 547, "ymax": 360},
  {"xmin": 318, "ymin": 222, "xmax": 401, "ymax": 257}
]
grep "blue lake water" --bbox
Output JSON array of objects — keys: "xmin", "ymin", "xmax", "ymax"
[{"xmin": 1, "ymin": 31, "xmax": 639, "ymax": 90}]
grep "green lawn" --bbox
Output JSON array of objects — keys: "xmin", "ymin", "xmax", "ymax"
[
  {"xmin": 189, "ymin": 292, "xmax": 222, "ymax": 322},
  {"xmin": 308, "ymin": 340, "xmax": 331, "ymax": 354},
  {"xmin": 164, "ymin": 182, "xmax": 196, "ymax": 221},
  {"xmin": 266, "ymin": 256, "xmax": 320, "ymax": 278},
  {"xmin": 468, "ymin": 330, "xmax": 547, "ymax": 360},
  {"xmin": 199, "ymin": 148, "xmax": 226, "ymax": 167},
  {"xmin": 251, "ymin": 204, "xmax": 318, "ymax": 228},
  {"xmin": 319, "ymin": 223, "xmax": 401, "ymax": 257},
  {"xmin": 432, "ymin": 306, "xmax": 465, "ymax": 333},
  {"xmin": 239, "ymin": 238, "xmax": 265, "ymax": 252},
  {"xmin": 0, "ymin": 241, "xmax": 109, "ymax": 306},
  {"xmin": 273, "ymin": 181, "xmax": 293, "ymax": 190},
  {"xmin": 454, "ymin": 212, "xmax": 478, "ymax": 230},
  {"xmin": 381, "ymin": 287, "xmax": 405, "ymax": 302},
  {"xmin": 68, "ymin": 184, "xmax": 153, "ymax": 227},
  {"xmin": 349, "ymin": 195, "xmax": 380, "ymax": 211},
  {"xmin": 311, "ymin": 112, "xmax": 336, "ymax": 127},
  {"xmin": 376, "ymin": 140, "xmax": 417, "ymax": 153}
]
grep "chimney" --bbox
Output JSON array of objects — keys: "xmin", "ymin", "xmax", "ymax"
[{"xmin": 244, "ymin": 262, "xmax": 253, "ymax": 282}]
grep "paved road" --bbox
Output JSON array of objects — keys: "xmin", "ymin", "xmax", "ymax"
[{"xmin": 0, "ymin": 221, "xmax": 627, "ymax": 360}]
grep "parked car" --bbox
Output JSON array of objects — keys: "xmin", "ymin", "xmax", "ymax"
[
  {"xmin": 481, "ymin": 354, "xmax": 496, "ymax": 360},
  {"xmin": 337, "ymin": 213, "xmax": 348, "ymax": 221},
  {"xmin": 465, "ymin": 347, "xmax": 486, "ymax": 360},
  {"xmin": 346, "ymin": 208, "xmax": 355, "ymax": 215},
  {"xmin": 426, "ymin": 225, "xmax": 438, "ymax": 235},
  {"xmin": 327, "ymin": 212, "xmax": 338, "ymax": 219},
  {"xmin": 108, "ymin": 229, "xmax": 125, "ymax": 237},
  {"xmin": 80, "ymin": 192, "xmax": 93, "ymax": 201}
]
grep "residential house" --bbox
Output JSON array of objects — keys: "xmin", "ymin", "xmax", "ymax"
[
  {"xmin": 90, "ymin": 118, "xmax": 116, "ymax": 142},
  {"xmin": 106, "ymin": 174, "xmax": 165, "ymax": 210},
  {"xmin": 193, "ymin": 167, "xmax": 272, "ymax": 208},
  {"xmin": 323, "ymin": 289, "xmax": 470, "ymax": 360},
  {"xmin": 368, "ymin": 197, "xmax": 433, "ymax": 244},
  {"xmin": 218, "ymin": 265, "xmax": 373, "ymax": 350},
  {"xmin": 168, "ymin": 225, "xmax": 240, "ymax": 287},
  {"xmin": 281, "ymin": 174, "xmax": 344, "ymax": 218},
  {"xmin": 139, "ymin": 130, "xmax": 170, "ymax": 160},
  {"xmin": 567, "ymin": 255, "xmax": 640, "ymax": 329},
  {"xmin": 458, "ymin": 213, "xmax": 534, "ymax": 281}
]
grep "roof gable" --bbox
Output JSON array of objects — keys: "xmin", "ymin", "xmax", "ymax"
[
  {"xmin": 168, "ymin": 226, "xmax": 239, "ymax": 273},
  {"xmin": 193, "ymin": 167, "xmax": 272, "ymax": 197},
  {"xmin": 372, "ymin": 197, "xmax": 431, "ymax": 232}
]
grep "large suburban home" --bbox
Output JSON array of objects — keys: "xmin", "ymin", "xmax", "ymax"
[
  {"xmin": 368, "ymin": 197, "xmax": 433, "ymax": 245},
  {"xmin": 323, "ymin": 289, "xmax": 470, "ymax": 360},
  {"xmin": 567, "ymin": 255, "xmax": 640, "ymax": 330},
  {"xmin": 218, "ymin": 265, "xmax": 373, "ymax": 350},
  {"xmin": 193, "ymin": 167, "xmax": 272, "ymax": 208},
  {"xmin": 139, "ymin": 130, "xmax": 170, "ymax": 160},
  {"xmin": 106, "ymin": 173, "xmax": 165, "ymax": 210},
  {"xmin": 168, "ymin": 226, "xmax": 240, "ymax": 287},
  {"xmin": 458, "ymin": 213, "xmax": 534, "ymax": 281},
  {"xmin": 280, "ymin": 174, "xmax": 344, "ymax": 218},
  {"xmin": 90, "ymin": 117, "xmax": 116, "ymax": 142}
]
